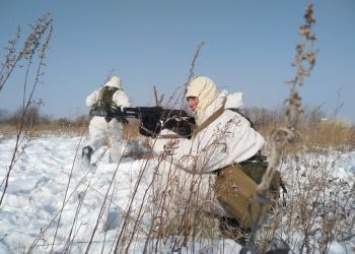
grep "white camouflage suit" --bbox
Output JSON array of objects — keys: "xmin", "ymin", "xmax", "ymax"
[
  {"xmin": 150, "ymin": 76, "xmax": 265, "ymax": 219},
  {"xmin": 85, "ymin": 76, "xmax": 131, "ymax": 163}
]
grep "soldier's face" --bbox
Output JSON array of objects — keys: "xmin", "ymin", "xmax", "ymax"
[{"xmin": 187, "ymin": 97, "xmax": 199, "ymax": 112}]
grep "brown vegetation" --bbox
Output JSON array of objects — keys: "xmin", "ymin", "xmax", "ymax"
[{"xmin": 1, "ymin": 108, "xmax": 355, "ymax": 150}]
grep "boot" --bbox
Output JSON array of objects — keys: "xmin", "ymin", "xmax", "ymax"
[
  {"xmin": 219, "ymin": 216, "xmax": 250, "ymax": 245},
  {"xmin": 82, "ymin": 145, "xmax": 93, "ymax": 163},
  {"xmin": 264, "ymin": 235, "xmax": 291, "ymax": 254}
]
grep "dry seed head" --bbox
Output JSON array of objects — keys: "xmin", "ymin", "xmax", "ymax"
[
  {"xmin": 308, "ymin": 33, "xmax": 317, "ymax": 41},
  {"xmin": 296, "ymin": 42, "xmax": 306, "ymax": 54},
  {"xmin": 304, "ymin": 4, "xmax": 316, "ymax": 25},
  {"xmin": 298, "ymin": 65, "xmax": 310, "ymax": 77},
  {"xmin": 303, "ymin": 52, "xmax": 317, "ymax": 65},
  {"xmin": 291, "ymin": 91, "xmax": 302, "ymax": 103},
  {"xmin": 299, "ymin": 25, "xmax": 311, "ymax": 37}
]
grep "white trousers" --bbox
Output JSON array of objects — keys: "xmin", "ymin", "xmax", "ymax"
[{"xmin": 88, "ymin": 116, "xmax": 124, "ymax": 163}]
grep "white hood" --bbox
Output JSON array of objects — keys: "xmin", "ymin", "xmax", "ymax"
[{"xmin": 104, "ymin": 76, "xmax": 122, "ymax": 89}]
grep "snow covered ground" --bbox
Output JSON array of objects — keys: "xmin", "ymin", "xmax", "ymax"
[{"xmin": 0, "ymin": 133, "xmax": 354, "ymax": 253}]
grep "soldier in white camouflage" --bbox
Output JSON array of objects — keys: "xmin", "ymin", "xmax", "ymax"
[{"xmin": 82, "ymin": 75, "xmax": 131, "ymax": 164}]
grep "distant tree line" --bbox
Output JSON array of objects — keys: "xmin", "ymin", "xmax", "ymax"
[
  {"xmin": 0, "ymin": 104, "xmax": 331, "ymax": 129},
  {"xmin": 0, "ymin": 104, "xmax": 89, "ymax": 128},
  {"xmin": 244, "ymin": 106, "xmax": 329, "ymax": 128}
]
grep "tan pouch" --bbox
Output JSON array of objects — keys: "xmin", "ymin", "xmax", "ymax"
[
  {"xmin": 214, "ymin": 165, "xmax": 265, "ymax": 229},
  {"xmin": 240, "ymin": 161, "xmax": 281, "ymax": 202}
]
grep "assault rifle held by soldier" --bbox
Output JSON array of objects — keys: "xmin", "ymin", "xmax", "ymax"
[{"xmin": 89, "ymin": 106, "xmax": 196, "ymax": 138}]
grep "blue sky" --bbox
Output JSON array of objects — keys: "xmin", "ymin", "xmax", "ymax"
[{"xmin": 1, "ymin": 0, "xmax": 354, "ymax": 123}]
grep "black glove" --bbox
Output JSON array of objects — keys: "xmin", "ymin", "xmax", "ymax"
[
  {"xmin": 162, "ymin": 117, "xmax": 195, "ymax": 139},
  {"xmin": 167, "ymin": 121, "xmax": 193, "ymax": 138}
]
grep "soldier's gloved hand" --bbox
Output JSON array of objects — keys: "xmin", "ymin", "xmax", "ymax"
[{"xmin": 163, "ymin": 117, "xmax": 194, "ymax": 139}]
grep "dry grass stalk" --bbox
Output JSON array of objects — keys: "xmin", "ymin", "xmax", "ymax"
[
  {"xmin": 245, "ymin": 4, "xmax": 318, "ymax": 251},
  {"xmin": 258, "ymin": 3, "xmax": 317, "ymax": 195},
  {"xmin": 0, "ymin": 14, "xmax": 53, "ymax": 206}
]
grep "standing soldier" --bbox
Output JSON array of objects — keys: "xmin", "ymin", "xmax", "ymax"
[{"xmin": 82, "ymin": 75, "xmax": 131, "ymax": 164}]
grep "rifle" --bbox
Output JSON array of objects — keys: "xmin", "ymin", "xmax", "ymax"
[{"xmin": 89, "ymin": 106, "xmax": 196, "ymax": 138}]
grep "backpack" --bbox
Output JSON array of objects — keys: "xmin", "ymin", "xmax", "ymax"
[{"xmin": 95, "ymin": 86, "xmax": 118, "ymax": 111}]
